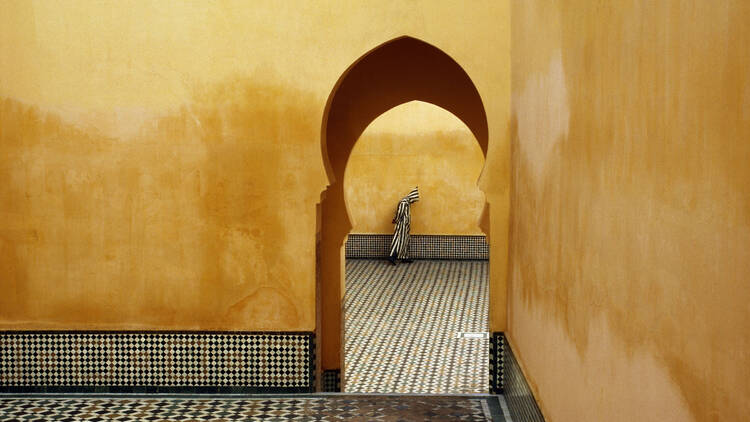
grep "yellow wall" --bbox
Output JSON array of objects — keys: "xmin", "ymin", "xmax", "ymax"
[
  {"xmin": 509, "ymin": 1, "xmax": 750, "ymax": 421},
  {"xmin": 345, "ymin": 101, "xmax": 485, "ymax": 235},
  {"xmin": 0, "ymin": 1, "xmax": 510, "ymax": 332}
]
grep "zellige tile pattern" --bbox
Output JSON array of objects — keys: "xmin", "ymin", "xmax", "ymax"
[
  {"xmin": 490, "ymin": 332, "xmax": 506, "ymax": 394},
  {"xmin": 322, "ymin": 369, "xmax": 341, "ymax": 392},
  {"xmin": 0, "ymin": 332, "xmax": 314, "ymax": 392},
  {"xmin": 346, "ymin": 234, "xmax": 489, "ymax": 260},
  {"xmin": 344, "ymin": 259, "xmax": 488, "ymax": 393},
  {"xmin": 0, "ymin": 396, "xmax": 501, "ymax": 421}
]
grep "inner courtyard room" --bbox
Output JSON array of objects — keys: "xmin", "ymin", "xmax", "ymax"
[
  {"xmin": 1, "ymin": 1, "xmax": 748, "ymax": 421},
  {"xmin": 342, "ymin": 101, "xmax": 489, "ymax": 394}
]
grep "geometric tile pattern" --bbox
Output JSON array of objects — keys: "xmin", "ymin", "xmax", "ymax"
[
  {"xmin": 489, "ymin": 332, "xmax": 506, "ymax": 394},
  {"xmin": 346, "ymin": 234, "xmax": 489, "ymax": 260},
  {"xmin": 0, "ymin": 332, "xmax": 314, "ymax": 392},
  {"xmin": 344, "ymin": 259, "xmax": 488, "ymax": 393},
  {"xmin": 503, "ymin": 335, "xmax": 546, "ymax": 421},
  {"xmin": 322, "ymin": 369, "xmax": 341, "ymax": 392},
  {"xmin": 0, "ymin": 395, "xmax": 505, "ymax": 421}
]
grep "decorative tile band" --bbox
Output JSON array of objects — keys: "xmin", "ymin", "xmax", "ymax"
[
  {"xmin": 321, "ymin": 369, "xmax": 341, "ymax": 392},
  {"xmin": 345, "ymin": 234, "xmax": 489, "ymax": 260},
  {"xmin": 0, "ymin": 331, "xmax": 315, "ymax": 394},
  {"xmin": 500, "ymin": 333, "xmax": 545, "ymax": 422},
  {"xmin": 0, "ymin": 395, "xmax": 505, "ymax": 421},
  {"xmin": 489, "ymin": 332, "xmax": 505, "ymax": 394}
]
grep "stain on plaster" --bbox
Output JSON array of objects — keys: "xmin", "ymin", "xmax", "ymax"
[
  {"xmin": 0, "ymin": 78, "xmax": 324, "ymax": 331},
  {"xmin": 509, "ymin": 1, "xmax": 750, "ymax": 420}
]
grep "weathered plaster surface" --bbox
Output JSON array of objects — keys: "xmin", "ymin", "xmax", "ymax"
[
  {"xmin": 509, "ymin": 1, "xmax": 750, "ymax": 420},
  {"xmin": 0, "ymin": 1, "xmax": 510, "ymax": 335},
  {"xmin": 0, "ymin": 81, "xmax": 322, "ymax": 330}
]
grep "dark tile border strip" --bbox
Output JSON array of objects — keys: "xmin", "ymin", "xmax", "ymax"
[
  {"xmin": 489, "ymin": 332, "xmax": 505, "ymax": 394},
  {"xmin": 321, "ymin": 369, "xmax": 341, "ymax": 392},
  {"xmin": 308, "ymin": 334, "xmax": 316, "ymax": 393},
  {"xmin": 346, "ymin": 234, "xmax": 489, "ymax": 260},
  {"xmin": 498, "ymin": 332, "xmax": 545, "ymax": 422},
  {"xmin": 0, "ymin": 331, "xmax": 316, "ymax": 394},
  {"xmin": 484, "ymin": 394, "xmax": 509, "ymax": 422}
]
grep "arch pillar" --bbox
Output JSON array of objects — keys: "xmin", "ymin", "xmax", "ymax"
[{"xmin": 317, "ymin": 36, "xmax": 491, "ymax": 391}]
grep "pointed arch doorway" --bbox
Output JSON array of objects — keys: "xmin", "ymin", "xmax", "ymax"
[{"xmin": 317, "ymin": 36, "xmax": 491, "ymax": 392}]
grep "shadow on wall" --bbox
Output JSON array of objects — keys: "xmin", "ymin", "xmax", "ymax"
[{"xmin": 0, "ymin": 77, "xmax": 323, "ymax": 331}]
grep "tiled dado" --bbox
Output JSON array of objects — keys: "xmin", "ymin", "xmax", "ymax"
[
  {"xmin": 321, "ymin": 369, "xmax": 341, "ymax": 392},
  {"xmin": 489, "ymin": 332, "xmax": 505, "ymax": 395},
  {"xmin": 492, "ymin": 332, "xmax": 546, "ymax": 422},
  {"xmin": 346, "ymin": 234, "xmax": 489, "ymax": 260},
  {"xmin": 0, "ymin": 331, "xmax": 315, "ymax": 393}
]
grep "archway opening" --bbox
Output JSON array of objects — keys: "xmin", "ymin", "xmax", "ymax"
[
  {"xmin": 317, "ymin": 36, "xmax": 490, "ymax": 392},
  {"xmin": 344, "ymin": 101, "xmax": 486, "ymax": 237},
  {"xmin": 342, "ymin": 101, "xmax": 488, "ymax": 393}
]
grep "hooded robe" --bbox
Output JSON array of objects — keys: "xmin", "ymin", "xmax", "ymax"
[{"xmin": 389, "ymin": 186, "xmax": 420, "ymax": 260}]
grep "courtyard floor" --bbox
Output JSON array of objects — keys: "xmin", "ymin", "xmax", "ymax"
[
  {"xmin": 0, "ymin": 394, "xmax": 510, "ymax": 421},
  {"xmin": 344, "ymin": 259, "xmax": 488, "ymax": 394}
]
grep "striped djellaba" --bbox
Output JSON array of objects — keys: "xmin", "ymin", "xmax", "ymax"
[{"xmin": 389, "ymin": 186, "xmax": 420, "ymax": 264}]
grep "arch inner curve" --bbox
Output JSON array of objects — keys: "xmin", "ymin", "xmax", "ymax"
[{"xmin": 317, "ymin": 35, "xmax": 490, "ymax": 384}]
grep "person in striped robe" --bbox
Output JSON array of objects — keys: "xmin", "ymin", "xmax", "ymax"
[{"xmin": 388, "ymin": 186, "xmax": 420, "ymax": 265}]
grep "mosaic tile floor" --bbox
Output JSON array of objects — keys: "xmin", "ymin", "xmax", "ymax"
[
  {"xmin": 0, "ymin": 395, "xmax": 509, "ymax": 421},
  {"xmin": 344, "ymin": 259, "xmax": 488, "ymax": 394}
]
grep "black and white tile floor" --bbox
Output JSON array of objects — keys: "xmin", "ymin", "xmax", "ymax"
[
  {"xmin": 0, "ymin": 394, "xmax": 510, "ymax": 421},
  {"xmin": 344, "ymin": 259, "xmax": 488, "ymax": 394}
]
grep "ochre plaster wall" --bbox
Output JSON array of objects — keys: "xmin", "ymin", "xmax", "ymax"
[
  {"xmin": 0, "ymin": 1, "xmax": 510, "ymax": 332},
  {"xmin": 345, "ymin": 101, "xmax": 485, "ymax": 235},
  {"xmin": 509, "ymin": 1, "xmax": 750, "ymax": 421}
]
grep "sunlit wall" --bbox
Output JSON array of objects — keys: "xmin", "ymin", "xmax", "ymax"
[
  {"xmin": 0, "ymin": 0, "xmax": 511, "ymax": 332},
  {"xmin": 509, "ymin": 1, "xmax": 750, "ymax": 420},
  {"xmin": 345, "ymin": 101, "xmax": 485, "ymax": 235}
]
